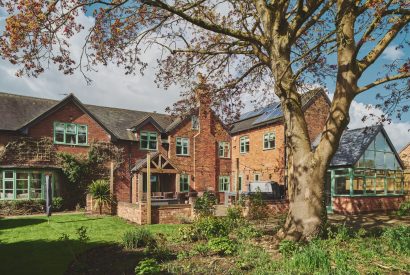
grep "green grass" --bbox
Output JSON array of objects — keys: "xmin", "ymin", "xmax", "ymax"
[{"xmin": 0, "ymin": 214, "xmax": 181, "ymax": 275}]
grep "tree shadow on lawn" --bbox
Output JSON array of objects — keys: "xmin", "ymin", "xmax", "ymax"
[{"xmin": 0, "ymin": 218, "xmax": 46, "ymax": 230}]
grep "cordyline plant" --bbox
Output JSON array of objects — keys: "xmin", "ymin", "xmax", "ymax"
[
  {"xmin": 0, "ymin": 0, "xmax": 409, "ymax": 241},
  {"xmin": 88, "ymin": 179, "xmax": 112, "ymax": 215}
]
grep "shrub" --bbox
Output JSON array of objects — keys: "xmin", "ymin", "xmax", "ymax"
[
  {"xmin": 396, "ymin": 201, "xmax": 410, "ymax": 216},
  {"xmin": 207, "ymin": 237, "xmax": 237, "ymax": 256},
  {"xmin": 179, "ymin": 216, "xmax": 231, "ymax": 241},
  {"xmin": 247, "ymin": 189, "xmax": 269, "ymax": 221},
  {"xmin": 87, "ymin": 179, "xmax": 112, "ymax": 215},
  {"xmin": 234, "ymin": 223, "xmax": 262, "ymax": 240},
  {"xmin": 122, "ymin": 228, "xmax": 156, "ymax": 249},
  {"xmin": 76, "ymin": 226, "xmax": 90, "ymax": 242},
  {"xmin": 382, "ymin": 225, "xmax": 410, "ymax": 255},
  {"xmin": 227, "ymin": 206, "xmax": 243, "ymax": 221},
  {"xmin": 194, "ymin": 192, "xmax": 217, "ymax": 217},
  {"xmin": 0, "ymin": 199, "xmax": 45, "ymax": 216},
  {"xmin": 134, "ymin": 259, "xmax": 161, "ymax": 275},
  {"xmin": 193, "ymin": 243, "xmax": 210, "ymax": 255},
  {"xmin": 52, "ymin": 197, "xmax": 64, "ymax": 211}
]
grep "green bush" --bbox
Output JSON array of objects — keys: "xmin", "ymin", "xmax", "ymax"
[
  {"xmin": 193, "ymin": 243, "xmax": 210, "ymax": 255},
  {"xmin": 234, "ymin": 223, "xmax": 262, "ymax": 240},
  {"xmin": 0, "ymin": 199, "xmax": 45, "ymax": 216},
  {"xmin": 207, "ymin": 237, "xmax": 237, "ymax": 256},
  {"xmin": 122, "ymin": 228, "xmax": 156, "ymax": 249},
  {"xmin": 134, "ymin": 259, "xmax": 161, "ymax": 275},
  {"xmin": 382, "ymin": 225, "xmax": 410, "ymax": 255},
  {"xmin": 52, "ymin": 197, "xmax": 64, "ymax": 211},
  {"xmin": 193, "ymin": 192, "xmax": 217, "ymax": 217},
  {"xmin": 179, "ymin": 216, "xmax": 231, "ymax": 241},
  {"xmin": 227, "ymin": 206, "xmax": 242, "ymax": 221},
  {"xmin": 396, "ymin": 201, "xmax": 410, "ymax": 216},
  {"xmin": 247, "ymin": 189, "xmax": 269, "ymax": 221}
]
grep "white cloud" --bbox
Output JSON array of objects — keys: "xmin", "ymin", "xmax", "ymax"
[
  {"xmin": 348, "ymin": 101, "xmax": 410, "ymax": 151},
  {"xmin": 0, "ymin": 10, "xmax": 181, "ymax": 114},
  {"xmin": 382, "ymin": 45, "xmax": 405, "ymax": 61}
]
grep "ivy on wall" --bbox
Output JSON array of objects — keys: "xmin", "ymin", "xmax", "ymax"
[{"xmin": 0, "ymin": 138, "xmax": 124, "ymax": 207}]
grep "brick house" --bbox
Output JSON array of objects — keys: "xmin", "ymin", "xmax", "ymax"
[
  {"xmin": 0, "ymin": 89, "xmax": 231, "ymax": 206},
  {"xmin": 230, "ymin": 89, "xmax": 331, "ymax": 193}
]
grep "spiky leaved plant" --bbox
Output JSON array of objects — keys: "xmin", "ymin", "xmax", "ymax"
[{"xmin": 87, "ymin": 180, "xmax": 111, "ymax": 215}]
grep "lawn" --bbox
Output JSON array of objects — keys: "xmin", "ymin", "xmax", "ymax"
[{"xmin": 0, "ymin": 214, "xmax": 181, "ymax": 275}]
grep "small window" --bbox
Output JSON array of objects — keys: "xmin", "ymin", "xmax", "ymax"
[
  {"xmin": 53, "ymin": 122, "xmax": 88, "ymax": 145},
  {"xmin": 180, "ymin": 174, "xmax": 190, "ymax": 192},
  {"xmin": 140, "ymin": 131, "xmax": 157, "ymax": 150},
  {"xmin": 263, "ymin": 133, "xmax": 275, "ymax": 150},
  {"xmin": 240, "ymin": 136, "xmax": 249, "ymax": 153},
  {"xmin": 219, "ymin": 176, "xmax": 230, "ymax": 192},
  {"xmin": 254, "ymin": 174, "xmax": 261, "ymax": 182},
  {"xmin": 176, "ymin": 137, "xmax": 189, "ymax": 156},
  {"xmin": 218, "ymin": 142, "xmax": 230, "ymax": 158},
  {"xmin": 192, "ymin": 115, "xmax": 200, "ymax": 130}
]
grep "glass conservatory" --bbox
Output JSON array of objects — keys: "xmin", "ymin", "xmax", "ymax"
[{"xmin": 325, "ymin": 128, "xmax": 404, "ymax": 213}]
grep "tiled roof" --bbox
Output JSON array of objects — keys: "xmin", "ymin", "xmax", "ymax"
[
  {"xmin": 0, "ymin": 92, "xmax": 173, "ymax": 141},
  {"xmin": 231, "ymin": 88, "xmax": 329, "ymax": 134}
]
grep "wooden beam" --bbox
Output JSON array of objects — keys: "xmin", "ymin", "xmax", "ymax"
[
  {"xmin": 147, "ymin": 153, "xmax": 152, "ymax": 225},
  {"xmin": 141, "ymin": 168, "xmax": 178, "ymax": 174}
]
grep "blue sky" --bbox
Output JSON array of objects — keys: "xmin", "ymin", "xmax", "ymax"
[{"xmin": 0, "ymin": 7, "xmax": 409, "ymax": 150}]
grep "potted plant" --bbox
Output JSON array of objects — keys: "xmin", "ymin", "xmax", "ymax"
[{"xmin": 87, "ymin": 179, "xmax": 112, "ymax": 215}]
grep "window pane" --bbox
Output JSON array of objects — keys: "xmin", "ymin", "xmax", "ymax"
[
  {"xmin": 4, "ymin": 171, "xmax": 13, "ymax": 179},
  {"xmin": 31, "ymin": 173, "xmax": 42, "ymax": 188},
  {"xmin": 364, "ymin": 150, "xmax": 375, "ymax": 168},
  {"xmin": 4, "ymin": 189, "xmax": 13, "ymax": 199},
  {"xmin": 149, "ymin": 140, "xmax": 157, "ymax": 150},
  {"xmin": 375, "ymin": 177, "xmax": 385, "ymax": 194},
  {"xmin": 78, "ymin": 134, "xmax": 87, "ymax": 144},
  {"xmin": 386, "ymin": 178, "xmax": 395, "ymax": 193},
  {"xmin": 65, "ymin": 133, "xmax": 76, "ymax": 144},
  {"xmin": 55, "ymin": 132, "xmax": 64, "ymax": 143},
  {"xmin": 55, "ymin": 123, "xmax": 65, "ymax": 132},
  {"xmin": 4, "ymin": 180, "xmax": 13, "ymax": 189},
  {"xmin": 334, "ymin": 176, "xmax": 350, "ymax": 195},
  {"xmin": 78, "ymin": 125, "xmax": 87, "ymax": 134},
  {"xmin": 66, "ymin": 124, "xmax": 76, "ymax": 134},
  {"xmin": 366, "ymin": 177, "xmax": 376, "ymax": 193},
  {"xmin": 375, "ymin": 151, "xmax": 384, "ymax": 168},
  {"xmin": 352, "ymin": 176, "xmax": 365, "ymax": 195},
  {"xmin": 395, "ymin": 177, "xmax": 403, "ymax": 194},
  {"xmin": 375, "ymin": 133, "xmax": 385, "ymax": 151}
]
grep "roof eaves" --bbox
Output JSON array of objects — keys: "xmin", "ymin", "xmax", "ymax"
[{"xmin": 132, "ymin": 115, "xmax": 166, "ymax": 133}]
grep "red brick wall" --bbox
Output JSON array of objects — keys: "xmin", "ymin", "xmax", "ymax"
[
  {"xmin": 304, "ymin": 92, "xmax": 331, "ymax": 142},
  {"xmin": 231, "ymin": 123, "xmax": 286, "ymax": 190},
  {"xmin": 117, "ymin": 201, "xmax": 144, "ymax": 224},
  {"xmin": 332, "ymin": 196, "xmax": 404, "ymax": 214},
  {"xmin": 168, "ymin": 110, "xmax": 231, "ymax": 194},
  {"xmin": 28, "ymin": 101, "xmax": 111, "ymax": 154},
  {"xmin": 152, "ymin": 205, "xmax": 192, "ymax": 224}
]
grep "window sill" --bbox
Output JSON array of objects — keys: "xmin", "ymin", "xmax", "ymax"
[
  {"xmin": 176, "ymin": 154, "xmax": 190, "ymax": 157},
  {"xmin": 54, "ymin": 143, "xmax": 89, "ymax": 147},
  {"xmin": 140, "ymin": 148, "xmax": 158, "ymax": 151},
  {"xmin": 219, "ymin": 157, "xmax": 231, "ymax": 159},
  {"xmin": 263, "ymin": 148, "xmax": 275, "ymax": 151},
  {"xmin": 240, "ymin": 152, "xmax": 249, "ymax": 155}
]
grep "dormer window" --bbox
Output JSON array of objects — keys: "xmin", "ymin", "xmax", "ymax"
[
  {"xmin": 53, "ymin": 122, "xmax": 88, "ymax": 145},
  {"xmin": 140, "ymin": 131, "xmax": 157, "ymax": 150},
  {"xmin": 191, "ymin": 115, "xmax": 199, "ymax": 130}
]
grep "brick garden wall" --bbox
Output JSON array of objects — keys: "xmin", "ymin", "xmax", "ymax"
[
  {"xmin": 152, "ymin": 204, "xmax": 192, "ymax": 224},
  {"xmin": 332, "ymin": 196, "xmax": 404, "ymax": 214},
  {"xmin": 117, "ymin": 201, "xmax": 144, "ymax": 224}
]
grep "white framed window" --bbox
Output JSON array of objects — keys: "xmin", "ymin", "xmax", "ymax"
[
  {"xmin": 218, "ymin": 142, "xmax": 230, "ymax": 158},
  {"xmin": 53, "ymin": 122, "xmax": 88, "ymax": 145},
  {"xmin": 191, "ymin": 115, "xmax": 200, "ymax": 130},
  {"xmin": 140, "ymin": 131, "xmax": 157, "ymax": 150},
  {"xmin": 176, "ymin": 137, "xmax": 189, "ymax": 156},
  {"xmin": 219, "ymin": 176, "xmax": 230, "ymax": 192},
  {"xmin": 180, "ymin": 174, "xmax": 190, "ymax": 192},
  {"xmin": 263, "ymin": 133, "xmax": 276, "ymax": 150},
  {"xmin": 240, "ymin": 136, "xmax": 249, "ymax": 153},
  {"xmin": 254, "ymin": 174, "xmax": 261, "ymax": 182}
]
